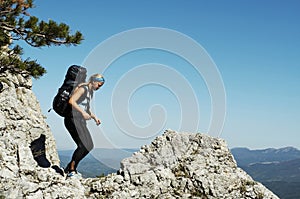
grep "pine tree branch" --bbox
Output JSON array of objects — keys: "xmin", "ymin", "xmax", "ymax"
[
  {"xmin": 1, "ymin": 21, "xmax": 80, "ymax": 47},
  {"xmin": 0, "ymin": 0, "xmax": 83, "ymax": 78}
]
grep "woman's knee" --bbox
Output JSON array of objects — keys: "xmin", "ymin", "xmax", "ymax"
[
  {"xmin": 86, "ymin": 141, "xmax": 94, "ymax": 152},
  {"xmin": 79, "ymin": 140, "xmax": 93, "ymax": 152}
]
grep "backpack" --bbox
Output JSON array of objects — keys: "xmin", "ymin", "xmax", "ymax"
[{"xmin": 52, "ymin": 65, "xmax": 87, "ymax": 117}]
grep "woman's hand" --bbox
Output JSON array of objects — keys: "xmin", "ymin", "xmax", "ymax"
[
  {"xmin": 90, "ymin": 113, "xmax": 101, "ymax": 126},
  {"xmin": 94, "ymin": 118, "xmax": 101, "ymax": 126}
]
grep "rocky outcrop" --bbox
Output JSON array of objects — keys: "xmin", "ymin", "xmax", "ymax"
[
  {"xmin": 0, "ymin": 71, "xmax": 59, "ymax": 165},
  {"xmin": 84, "ymin": 130, "xmax": 279, "ymax": 198},
  {"xmin": 0, "ymin": 71, "xmax": 279, "ymax": 198},
  {"xmin": 0, "ymin": 71, "xmax": 69, "ymax": 198}
]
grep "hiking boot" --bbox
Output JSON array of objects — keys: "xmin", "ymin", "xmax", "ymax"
[
  {"xmin": 76, "ymin": 171, "xmax": 82, "ymax": 178},
  {"xmin": 64, "ymin": 164, "xmax": 70, "ymax": 174},
  {"xmin": 66, "ymin": 171, "xmax": 82, "ymax": 179}
]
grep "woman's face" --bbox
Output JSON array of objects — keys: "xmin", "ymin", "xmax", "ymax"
[{"xmin": 92, "ymin": 81, "xmax": 104, "ymax": 91}]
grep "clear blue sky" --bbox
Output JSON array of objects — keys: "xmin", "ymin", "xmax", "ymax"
[{"xmin": 23, "ymin": 0, "xmax": 300, "ymax": 150}]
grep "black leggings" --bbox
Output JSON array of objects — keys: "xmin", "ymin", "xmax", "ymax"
[{"xmin": 64, "ymin": 116, "xmax": 94, "ymax": 171}]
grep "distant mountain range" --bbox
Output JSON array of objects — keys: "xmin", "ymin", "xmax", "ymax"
[
  {"xmin": 231, "ymin": 147, "xmax": 300, "ymax": 199},
  {"xmin": 58, "ymin": 146, "xmax": 300, "ymax": 199},
  {"xmin": 231, "ymin": 146, "xmax": 300, "ymax": 166}
]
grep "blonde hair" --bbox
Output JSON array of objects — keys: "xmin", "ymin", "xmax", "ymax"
[
  {"xmin": 77, "ymin": 74, "xmax": 105, "ymax": 88},
  {"xmin": 88, "ymin": 74, "xmax": 105, "ymax": 83}
]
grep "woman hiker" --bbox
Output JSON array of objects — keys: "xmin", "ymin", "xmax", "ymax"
[{"xmin": 64, "ymin": 74, "xmax": 105, "ymax": 178}]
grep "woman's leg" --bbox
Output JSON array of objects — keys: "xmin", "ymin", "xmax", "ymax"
[{"xmin": 64, "ymin": 117, "xmax": 94, "ymax": 172}]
